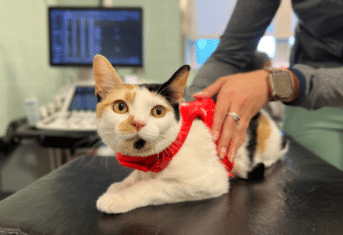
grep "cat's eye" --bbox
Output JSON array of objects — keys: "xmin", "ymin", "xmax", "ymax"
[
  {"xmin": 113, "ymin": 100, "xmax": 129, "ymax": 114},
  {"xmin": 151, "ymin": 105, "xmax": 166, "ymax": 118}
]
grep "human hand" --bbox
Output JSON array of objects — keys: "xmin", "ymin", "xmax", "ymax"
[{"xmin": 193, "ymin": 70, "xmax": 270, "ymax": 162}]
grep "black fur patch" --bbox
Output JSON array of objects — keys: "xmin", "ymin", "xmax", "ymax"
[
  {"xmin": 246, "ymin": 112, "xmax": 261, "ymax": 162},
  {"xmin": 247, "ymin": 163, "xmax": 265, "ymax": 181},
  {"xmin": 96, "ymin": 93, "xmax": 102, "ymax": 103},
  {"xmin": 134, "ymin": 139, "xmax": 146, "ymax": 150},
  {"xmin": 281, "ymin": 136, "xmax": 288, "ymax": 149},
  {"xmin": 139, "ymin": 83, "xmax": 180, "ymax": 121}
]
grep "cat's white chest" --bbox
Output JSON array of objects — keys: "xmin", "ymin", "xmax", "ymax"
[{"xmin": 142, "ymin": 119, "xmax": 229, "ymax": 198}]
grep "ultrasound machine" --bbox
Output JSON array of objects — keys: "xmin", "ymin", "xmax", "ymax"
[
  {"xmin": 36, "ymin": 82, "xmax": 98, "ymax": 131},
  {"xmin": 36, "ymin": 7, "xmax": 143, "ymax": 132}
]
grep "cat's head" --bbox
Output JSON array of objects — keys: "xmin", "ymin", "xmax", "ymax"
[{"xmin": 93, "ymin": 55, "xmax": 190, "ymax": 156}]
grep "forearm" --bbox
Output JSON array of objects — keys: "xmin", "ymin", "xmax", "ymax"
[
  {"xmin": 213, "ymin": 0, "xmax": 281, "ymax": 69},
  {"xmin": 186, "ymin": 0, "xmax": 281, "ymax": 100}
]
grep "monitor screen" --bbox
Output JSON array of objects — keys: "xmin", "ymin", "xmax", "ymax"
[
  {"xmin": 68, "ymin": 86, "xmax": 97, "ymax": 111},
  {"xmin": 49, "ymin": 7, "xmax": 143, "ymax": 67}
]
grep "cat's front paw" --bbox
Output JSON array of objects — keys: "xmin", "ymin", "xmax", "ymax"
[
  {"xmin": 106, "ymin": 182, "xmax": 127, "ymax": 193},
  {"xmin": 96, "ymin": 193, "xmax": 135, "ymax": 214}
]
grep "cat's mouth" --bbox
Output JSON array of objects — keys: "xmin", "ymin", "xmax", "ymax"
[
  {"xmin": 126, "ymin": 135, "xmax": 146, "ymax": 149},
  {"xmin": 119, "ymin": 135, "xmax": 159, "ymax": 156},
  {"xmin": 134, "ymin": 138, "xmax": 146, "ymax": 150},
  {"xmin": 123, "ymin": 136, "xmax": 150, "ymax": 152}
]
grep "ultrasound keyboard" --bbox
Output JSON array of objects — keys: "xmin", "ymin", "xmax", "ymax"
[
  {"xmin": 36, "ymin": 111, "xmax": 97, "ymax": 131},
  {"xmin": 36, "ymin": 84, "xmax": 97, "ymax": 132}
]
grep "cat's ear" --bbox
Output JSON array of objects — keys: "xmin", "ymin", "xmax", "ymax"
[
  {"xmin": 93, "ymin": 54, "xmax": 124, "ymax": 101},
  {"xmin": 162, "ymin": 65, "xmax": 190, "ymax": 102}
]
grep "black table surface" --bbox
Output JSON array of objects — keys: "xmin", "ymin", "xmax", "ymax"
[
  {"xmin": 14, "ymin": 124, "xmax": 97, "ymax": 148},
  {"xmin": 0, "ymin": 137, "xmax": 343, "ymax": 235}
]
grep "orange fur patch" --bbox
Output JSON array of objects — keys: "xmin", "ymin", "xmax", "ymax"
[
  {"xmin": 124, "ymin": 88, "xmax": 136, "ymax": 103},
  {"xmin": 257, "ymin": 113, "xmax": 272, "ymax": 154},
  {"xmin": 118, "ymin": 115, "xmax": 136, "ymax": 135},
  {"xmin": 169, "ymin": 68, "xmax": 189, "ymax": 101},
  {"xmin": 96, "ymin": 85, "xmax": 138, "ymax": 119}
]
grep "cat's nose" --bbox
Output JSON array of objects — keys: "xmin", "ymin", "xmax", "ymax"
[{"xmin": 131, "ymin": 119, "xmax": 146, "ymax": 132}]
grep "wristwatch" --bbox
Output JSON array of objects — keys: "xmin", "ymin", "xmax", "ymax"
[{"xmin": 265, "ymin": 67, "xmax": 294, "ymax": 101}]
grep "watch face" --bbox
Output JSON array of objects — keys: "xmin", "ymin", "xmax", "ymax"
[{"xmin": 272, "ymin": 72, "xmax": 293, "ymax": 99}]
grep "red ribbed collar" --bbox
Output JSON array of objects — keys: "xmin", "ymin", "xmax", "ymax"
[{"xmin": 116, "ymin": 98, "xmax": 233, "ymax": 176}]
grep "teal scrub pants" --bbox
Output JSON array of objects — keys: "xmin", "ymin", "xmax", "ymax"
[{"xmin": 283, "ymin": 106, "xmax": 343, "ymax": 171}]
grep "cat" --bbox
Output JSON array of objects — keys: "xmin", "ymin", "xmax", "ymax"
[{"xmin": 93, "ymin": 54, "xmax": 288, "ymax": 214}]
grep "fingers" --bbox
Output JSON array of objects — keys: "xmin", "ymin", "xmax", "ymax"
[
  {"xmin": 217, "ymin": 110, "xmax": 249, "ymax": 158},
  {"xmin": 217, "ymin": 111, "xmax": 238, "ymax": 158},
  {"xmin": 226, "ymin": 121, "xmax": 248, "ymax": 162},
  {"xmin": 216, "ymin": 96, "xmax": 250, "ymax": 162},
  {"xmin": 211, "ymin": 90, "xmax": 233, "ymax": 141}
]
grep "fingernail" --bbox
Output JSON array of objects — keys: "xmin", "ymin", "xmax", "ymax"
[
  {"xmin": 193, "ymin": 91, "xmax": 208, "ymax": 98},
  {"xmin": 219, "ymin": 147, "xmax": 226, "ymax": 159},
  {"xmin": 212, "ymin": 130, "xmax": 219, "ymax": 142},
  {"xmin": 193, "ymin": 92, "xmax": 202, "ymax": 97}
]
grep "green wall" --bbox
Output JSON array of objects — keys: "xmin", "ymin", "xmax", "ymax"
[
  {"xmin": 0, "ymin": 0, "xmax": 60, "ymax": 135},
  {"xmin": 0, "ymin": 0, "xmax": 182, "ymax": 135}
]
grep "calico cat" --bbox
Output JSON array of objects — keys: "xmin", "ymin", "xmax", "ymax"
[{"xmin": 93, "ymin": 55, "xmax": 288, "ymax": 214}]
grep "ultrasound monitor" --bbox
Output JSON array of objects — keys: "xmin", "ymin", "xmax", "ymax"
[
  {"xmin": 49, "ymin": 7, "xmax": 143, "ymax": 67},
  {"xmin": 68, "ymin": 86, "xmax": 97, "ymax": 111}
]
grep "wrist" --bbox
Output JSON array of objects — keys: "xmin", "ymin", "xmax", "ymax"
[
  {"xmin": 284, "ymin": 69, "xmax": 300, "ymax": 103},
  {"xmin": 265, "ymin": 67, "xmax": 297, "ymax": 102}
]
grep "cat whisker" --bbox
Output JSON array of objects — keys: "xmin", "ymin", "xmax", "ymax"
[
  {"xmin": 97, "ymin": 126, "xmax": 116, "ymax": 131},
  {"xmin": 107, "ymin": 136, "xmax": 121, "ymax": 149},
  {"xmin": 86, "ymin": 154, "xmax": 98, "ymax": 166},
  {"xmin": 98, "ymin": 122, "xmax": 117, "ymax": 126},
  {"xmin": 102, "ymin": 155, "xmax": 115, "ymax": 170},
  {"xmin": 99, "ymin": 131, "xmax": 116, "ymax": 136}
]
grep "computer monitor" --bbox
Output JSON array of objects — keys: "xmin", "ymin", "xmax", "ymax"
[{"xmin": 49, "ymin": 7, "xmax": 143, "ymax": 67}]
